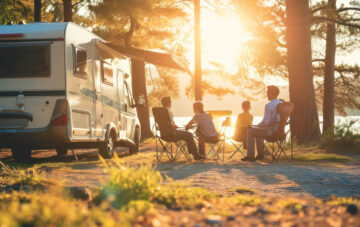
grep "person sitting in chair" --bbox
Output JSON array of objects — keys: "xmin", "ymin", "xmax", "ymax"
[
  {"xmin": 233, "ymin": 101, "xmax": 253, "ymax": 148},
  {"xmin": 185, "ymin": 102, "xmax": 218, "ymax": 156},
  {"xmin": 242, "ymin": 86, "xmax": 282, "ymax": 161},
  {"xmin": 161, "ymin": 97, "xmax": 202, "ymax": 160}
]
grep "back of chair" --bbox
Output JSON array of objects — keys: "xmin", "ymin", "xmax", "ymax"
[
  {"xmin": 274, "ymin": 102, "xmax": 294, "ymax": 140},
  {"xmin": 232, "ymin": 127, "xmax": 248, "ymax": 142},
  {"xmin": 152, "ymin": 107, "xmax": 176, "ymax": 141}
]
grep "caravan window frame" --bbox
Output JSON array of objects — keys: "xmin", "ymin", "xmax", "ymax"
[
  {"xmin": 0, "ymin": 42, "xmax": 51, "ymax": 78},
  {"xmin": 101, "ymin": 61, "xmax": 114, "ymax": 86},
  {"xmin": 72, "ymin": 45, "xmax": 88, "ymax": 79}
]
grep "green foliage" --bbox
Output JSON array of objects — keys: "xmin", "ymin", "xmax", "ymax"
[
  {"xmin": 97, "ymin": 155, "xmax": 214, "ymax": 210},
  {"xmin": 0, "ymin": 191, "xmax": 118, "ymax": 227},
  {"xmin": 152, "ymin": 183, "xmax": 214, "ymax": 209},
  {"xmin": 321, "ymin": 121, "xmax": 360, "ymax": 151},
  {"xmin": 227, "ymin": 195, "xmax": 264, "ymax": 206},
  {"xmin": 327, "ymin": 196, "xmax": 360, "ymax": 207},
  {"xmin": 277, "ymin": 198, "xmax": 304, "ymax": 212},
  {"xmin": 0, "ymin": 0, "xmax": 33, "ymax": 24},
  {"xmin": 0, "ymin": 161, "xmax": 56, "ymax": 190},
  {"xmin": 98, "ymin": 155, "xmax": 163, "ymax": 208}
]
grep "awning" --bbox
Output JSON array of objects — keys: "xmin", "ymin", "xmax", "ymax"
[
  {"xmin": 96, "ymin": 41, "xmax": 127, "ymax": 60},
  {"xmin": 96, "ymin": 41, "xmax": 189, "ymax": 73}
]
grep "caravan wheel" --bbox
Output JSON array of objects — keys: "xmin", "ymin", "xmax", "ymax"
[
  {"xmin": 11, "ymin": 147, "xmax": 32, "ymax": 162},
  {"xmin": 99, "ymin": 132, "xmax": 115, "ymax": 159}
]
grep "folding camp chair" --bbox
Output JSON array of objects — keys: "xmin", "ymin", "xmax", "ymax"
[
  {"xmin": 152, "ymin": 107, "xmax": 191, "ymax": 161},
  {"xmin": 227, "ymin": 127, "xmax": 247, "ymax": 160},
  {"xmin": 264, "ymin": 102, "xmax": 294, "ymax": 161},
  {"xmin": 202, "ymin": 135, "xmax": 225, "ymax": 161}
]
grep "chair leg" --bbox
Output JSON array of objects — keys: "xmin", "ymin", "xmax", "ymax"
[{"xmin": 228, "ymin": 141, "xmax": 245, "ymax": 160}]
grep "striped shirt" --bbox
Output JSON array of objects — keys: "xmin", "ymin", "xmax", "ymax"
[{"xmin": 192, "ymin": 113, "xmax": 218, "ymax": 138}]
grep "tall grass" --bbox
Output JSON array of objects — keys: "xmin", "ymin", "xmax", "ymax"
[
  {"xmin": 0, "ymin": 161, "xmax": 56, "ymax": 190},
  {"xmin": 0, "ymin": 191, "xmax": 118, "ymax": 227},
  {"xmin": 321, "ymin": 121, "xmax": 360, "ymax": 152},
  {"xmin": 97, "ymin": 154, "xmax": 215, "ymax": 210}
]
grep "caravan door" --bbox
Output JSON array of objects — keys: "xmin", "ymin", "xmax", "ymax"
[
  {"xmin": 116, "ymin": 69, "xmax": 127, "ymax": 140},
  {"xmin": 92, "ymin": 60, "xmax": 103, "ymax": 138},
  {"xmin": 124, "ymin": 79, "xmax": 136, "ymax": 139}
]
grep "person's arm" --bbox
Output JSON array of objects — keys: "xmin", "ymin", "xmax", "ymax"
[
  {"xmin": 257, "ymin": 104, "xmax": 271, "ymax": 127},
  {"xmin": 168, "ymin": 109, "xmax": 178, "ymax": 129},
  {"xmin": 185, "ymin": 119, "xmax": 196, "ymax": 130}
]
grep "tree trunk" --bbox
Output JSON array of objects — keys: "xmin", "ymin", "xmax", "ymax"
[
  {"xmin": 194, "ymin": 0, "xmax": 202, "ymax": 101},
  {"xmin": 34, "ymin": 0, "xmax": 41, "ymax": 22},
  {"xmin": 63, "ymin": 0, "xmax": 72, "ymax": 22},
  {"xmin": 131, "ymin": 59, "xmax": 153, "ymax": 140},
  {"xmin": 285, "ymin": 0, "xmax": 321, "ymax": 144},
  {"xmin": 322, "ymin": 0, "xmax": 336, "ymax": 132}
]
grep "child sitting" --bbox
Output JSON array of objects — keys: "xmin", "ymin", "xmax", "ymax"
[
  {"xmin": 185, "ymin": 102, "xmax": 218, "ymax": 156},
  {"xmin": 233, "ymin": 101, "xmax": 253, "ymax": 146}
]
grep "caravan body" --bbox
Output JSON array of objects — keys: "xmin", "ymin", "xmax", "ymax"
[{"xmin": 0, "ymin": 22, "xmax": 141, "ymax": 161}]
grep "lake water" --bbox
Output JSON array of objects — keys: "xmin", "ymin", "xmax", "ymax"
[{"xmin": 150, "ymin": 116, "xmax": 360, "ymax": 136}]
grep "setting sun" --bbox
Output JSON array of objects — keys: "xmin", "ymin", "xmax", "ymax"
[{"xmin": 202, "ymin": 14, "xmax": 250, "ymax": 71}]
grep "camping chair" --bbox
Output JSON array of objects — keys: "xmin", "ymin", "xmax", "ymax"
[
  {"xmin": 152, "ymin": 107, "xmax": 191, "ymax": 161},
  {"xmin": 264, "ymin": 102, "xmax": 294, "ymax": 161},
  {"xmin": 202, "ymin": 135, "xmax": 225, "ymax": 161},
  {"xmin": 227, "ymin": 127, "xmax": 247, "ymax": 160}
]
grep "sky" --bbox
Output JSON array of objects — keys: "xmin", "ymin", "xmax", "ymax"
[{"xmin": 157, "ymin": 0, "xmax": 360, "ymax": 117}]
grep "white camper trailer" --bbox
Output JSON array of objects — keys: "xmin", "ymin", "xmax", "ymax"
[{"xmin": 0, "ymin": 22, "xmax": 142, "ymax": 161}]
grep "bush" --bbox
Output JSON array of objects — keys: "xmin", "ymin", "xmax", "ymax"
[
  {"xmin": 152, "ymin": 183, "xmax": 214, "ymax": 209},
  {"xmin": 0, "ymin": 191, "xmax": 117, "ymax": 227},
  {"xmin": 97, "ymin": 155, "xmax": 214, "ymax": 210},
  {"xmin": 321, "ymin": 121, "xmax": 360, "ymax": 152},
  {"xmin": 98, "ymin": 155, "xmax": 163, "ymax": 208},
  {"xmin": 0, "ymin": 161, "xmax": 57, "ymax": 190}
]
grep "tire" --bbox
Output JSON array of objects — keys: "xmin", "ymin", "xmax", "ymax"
[
  {"xmin": 129, "ymin": 128, "xmax": 140, "ymax": 154},
  {"xmin": 99, "ymin": 132, "xmax": 115, "ymax": 159},
  {"xmin": 56, "ymin": 148, "xmax": 68, "ymax": 156},
  {"xmin": 11, "ymin": 147, "xmax": 32, "ymax": 162}
]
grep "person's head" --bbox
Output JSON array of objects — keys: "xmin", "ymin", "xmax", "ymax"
[
  {"xmin": 242, "ymin": 100, "xmax": 251, "ymax": 112},
  {"xmin": 267, "ymin": 85, "xmax": 280, "ymax": 101},
  {"xmin": 193, "ymin": 101, "xmax": 205, "ymax": 114},
  {"xmin": 161, "ymin": 96, "xmax": 171, "ymax": 108}
]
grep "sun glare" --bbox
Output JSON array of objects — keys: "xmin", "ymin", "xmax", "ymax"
[
  {"xmin": 187, "ymin": 13, "xmax": 252, "ymax": 74},
  {"xmin": 203, "ymin": 15, "xmax": 249, "ymax": 69}
]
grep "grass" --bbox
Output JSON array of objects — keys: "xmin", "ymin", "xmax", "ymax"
[
  {"xmin": 321, "ymin": 121, "xmax": 360, "ymax": 152},
  {"xmin": 97, "ymin": 154, "xmax": 215, "ymax": 210},
  {"xmin": 230, "ymin": 187, "xmax": 256, "ymax": 195},
  {"xmin": 277, "ymin": 198, "xmax": 305, "ymax": 212},
  {"xmin": 293, "ymin": 153, "xmax": 352, "ymax": 162},
  {"xmin": 0, "ymin": 161, "xmax": 57, "ymax": 190},
  {"xmin": 227, "ymin": 195, "xmax": 264, "ymax": 206},
  {"xmin": 326, "ymin": 197, "xmax": 360, "ymax": 207},
  {"xmin": 1, "ymin": 156, "xmax": 360, "ymax": 226}
]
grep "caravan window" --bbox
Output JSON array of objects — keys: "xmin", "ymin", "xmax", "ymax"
[
  {"xmin": 0, "ymin": 43, "xmax": 50, "ymax": 77},
  {"xmin": 73, "ymin": 46, "xmax": 87, "ymax": 78},
  {"xmin": 101, "ymin": 61, "xmax": 113, "ymax": 86}
]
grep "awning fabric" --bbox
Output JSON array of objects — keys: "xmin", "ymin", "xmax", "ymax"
[{"xmin": 96, "ymin": 41, "xmax": 189, "ymax": 73}]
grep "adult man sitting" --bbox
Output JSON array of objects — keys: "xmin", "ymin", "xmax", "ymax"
[
  {"xmin": 242, "ymin": 86, "xmax": 282, "ymax": 161},
  {"xmin": 161, "ymin": 96, "xmax": 202, "ymax": 160}
]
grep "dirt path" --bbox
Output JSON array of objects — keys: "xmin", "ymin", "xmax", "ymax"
[{"xmin": 1, "ymin": 144, "xmax": 360, "ymax": 199}]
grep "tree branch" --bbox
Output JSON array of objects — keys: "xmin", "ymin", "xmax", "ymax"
[
  {"xmin": 312, "ymin": 59, "xmax": 325, "ymax": 62},
  {"xmin": 312, "ymin": 16, "xmax": 360, "ymax": 29},
  {"xmin": 337, "ymin": 7, "xmax": 360, "ymax": 13},
  {"xmin": 311, "ymin": 6, "xmax": 326, "ymax": 14}
]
